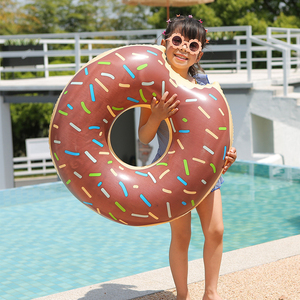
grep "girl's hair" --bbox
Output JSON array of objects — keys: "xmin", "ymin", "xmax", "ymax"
[{"xmin": 163, "ymin": 15, "xmax": 207, "ymax": 76}]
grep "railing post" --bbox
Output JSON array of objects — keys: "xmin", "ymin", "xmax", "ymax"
[
  {"xmin": 236, "ymin": 37, "xmax": 241, "ymax": 71},
  {"xmin": 286, "ymin": 29, "xmax": 291, "ymax": 77},
  {"xmin": 282, "ymin": 48, "xmax": 288, "ymax": 96},
  {"xmin": 246, "ymin": 26, "xmax": 252, "ymax": 81},
  {"xmin": 267, "ymin": 27, "xmax": 272, "ymax": 79},
  {"xmin": 43, "ymin": 42, "xmax": 49, "ymax": 78},
  {"xmin": 75, "ymin": 34, "xmax": 81, "ymax": 72}
]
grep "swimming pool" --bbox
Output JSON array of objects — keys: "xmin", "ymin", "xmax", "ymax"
[{"xmin": 0, "ymin": 161, "xmax": 299, "ymax": 300}]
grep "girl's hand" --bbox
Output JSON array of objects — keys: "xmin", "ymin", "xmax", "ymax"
[
  {"xmin": 150, "ymin": 91, "xmax": 180, "ymax": 122},
  {"xmin": 222, "ymin": 147, "xmax": 237, "ymax": 174}
]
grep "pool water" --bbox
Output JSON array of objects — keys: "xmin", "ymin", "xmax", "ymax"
[{"xmin": 0, "ymin": 162, "xmax": 300, "ymax": 300}]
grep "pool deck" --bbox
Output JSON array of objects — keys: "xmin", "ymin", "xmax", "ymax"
[{"xmin": 33, "ymin": 234, "xmax": 300, "ymax": 300}]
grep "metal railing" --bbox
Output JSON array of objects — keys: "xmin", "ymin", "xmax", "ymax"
[{"xmin": 1, "ymin": 26, "xmax": 300, "ymax": 95}]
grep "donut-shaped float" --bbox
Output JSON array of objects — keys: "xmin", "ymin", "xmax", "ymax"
[{"xmin": 49, "ymin": 45, "xmax": 233, "ymax": 226}]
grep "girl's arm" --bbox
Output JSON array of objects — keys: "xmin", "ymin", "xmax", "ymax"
[{"xmin": 138, "ymin": 91, "xmax": 179, "ymax": 144}]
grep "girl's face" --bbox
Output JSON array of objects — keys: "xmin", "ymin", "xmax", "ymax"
[{"xmin": 162, "ymin": 31, "xmax": 203, "ymax": 79}]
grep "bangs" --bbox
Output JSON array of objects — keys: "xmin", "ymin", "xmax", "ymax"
[{"xmin": 172, "ymin": 21, "xmax": 202, "ymax": 41}]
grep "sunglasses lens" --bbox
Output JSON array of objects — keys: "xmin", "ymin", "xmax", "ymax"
[
  {"xmin": 172, "ymin": 36, "xmax": 182, "ymax": 46},
  {"xmin": 190, "ymin": 42, "xmax": 199, "ymax": 52}
]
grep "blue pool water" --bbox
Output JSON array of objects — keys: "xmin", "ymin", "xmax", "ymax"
[{"xmin": 0, "ymin": 161, "xmax": 300, "ymax": 300}]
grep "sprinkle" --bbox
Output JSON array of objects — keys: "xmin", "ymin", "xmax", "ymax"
[
  {"xmin": 183, "ymin": 159, "xmax": 189, "ymax": 175},
  {"xmin": 133, "ymin": 185, "xmax": 139, "ymax": 189},
  {"xmin": 168, "ymin": 150, "xmax": 175, "ymax": 154},
  {"xmin": 198, "ymin": 106, "xmax": 210, "ymax": 119},
  {"xmin": 127, "ymin": 97, "xmax": 139, "ymax": 103},
  {"xmin": 119, "ymin": 181, "xmax": 128, "ymax": 197},
  {"xmin": 139, "ymin": 89, "xmax": 148, "ymax": 103},
  {"xmin": 135, "ymin": 171, "xmax": 148, "ymax": 177},
  {"xmin": 119, "ymin": 83, "xmax": 130, "ymax": 88},
  {"xmin": 132, "ymin": 53, "xmax": 149, "ymax": 58},
  {"xmin": 162, "ymin": 80, "xmax": 165, "ymax": 95},
  {"xmin": 123, "ymin": 65, "xmax": 135, "ymax": 78},
  {"xmin": 203, "ymin": 146, "xmax": 214, "ymax": 155},
  {"xmin": 84, "ymin": 151, "xmax": 97, "ymax": 163},
  {"xmin": 92, "ymin": 139, "xmax": 103, "ymax": 147},
  {"xmin": 59, "ymin": 164, "xmax": 66, "ymax": 168},
  {"xmin": 97, "ymin": 182, "xmax": 102, "ymax": 187},
  {"xmin": 158, "ymin": 60, "xmax": 163, "ymax": 65},
  {"xmin": 177, "ymin": 176, "xmax": 187, "ymax": 186},
  {"xmin": 83, "ymin": 201, "xmax": 93, "ymax": 205},
  {"xmin": 69, "ymin": 122, "xmax": 81, "ymax": 132},
  {"xmin": 157, "ymin": 162, "xmax": 168, "ymax": 166},
  {"xmin": 191, "ymin": 200, "xmax": 195, "ymax": 206},
  {"xmin": 89, "ymin": 84, "xmax": 96, "ymax": 102},
  {"xmin": 58, "ymin": 110, "xmax": 68, "ymax": 116},
  {"xmin": 119, "ymin": 166, "xmax": 124, "ymax": 170},
  {"xmin": 101, "ymin": 72, "xmax": 115, "ymax": 79},
  {"xmin": 169, "ymin": 78, "xmax": 178, "ymax": 88},
  {"xmin": 182, "ymin": 201, "xmax": 187, "ymax": 205},
  {"xmin": 110, "ymin": 168, "xmax": 117, "ymax": 176},
  {"xmin": 115, "ymin": 201, "xmax": 126, "ymax": 212},
  {"xmin": 209, "ymin": 93, "xmax": 217, "ymax": 100},
  {"xmin": 95, "ymin": 78, "xmax": 109, "ymax": 92},
  {"xmin": 89, "ymin": 173, "xmax": 101, "ymax": 177},
  {"xmin": 74, "ymin": 171, "xmax": 82, "ymax": 178},
  {"xmin": 107, "ymin": 105, "xmax": 116, "ymax": 117},
  {"xmin": 140, "ymin": 194, "xmax": 151, "ymax": 207},
  {"xmin": 210, "ymin": 163, "xmax": 216, "ymax": 173},
  {"xmin": 159, "ymin": 169, "xmax": 170, "ymax": 179},
  {"xmin": 137, "ymin": 64, "xmax": 148, "ymax": 70},
  {"xmin": 162, "ymin": 188, "xmax": 172, "ymax": 194},
  {"xmin": 142, "ymin": 81, "xmax": 154, "ymax": 86},
  {"xmin": 66, "ymin": 179, "xmax": 71, "ymax": 184},
  {"xmin": 147, "ymin": 50, "xmax": 158, "ymax": 56},
  {"xmin": 183, "ymin": 189, "xmax": 196, "ymax": 194},
  {"xmin": 219, "ymin": 108, "xmax": 224, "ymax": 116},
  {"xmin": 115, "ymin": 53, "xmax": 125, "ymax": 61},
  {"xmin": 167, "ymin": 202, "xmax": 172, "ymax": 218},
  {"xmin": 53, "ymin": 124, "xmax": 59, "ymax": 129},
  {"xmin": 98, "ymin": 61, "xmax": 111, "ymax": 65},
  {"xmin": 54, "ymin": 140, "xmax": 61, "ymax": 144},
  {"xmin": 65, "ymin": 150, "xmax": 80, "ymax": 156},
  {"xmin": 201, "ymin": 179, "xmax": 207, "ymax": 184},
  {"xmin": 219, "ymin": 127, "xmax": 227, "ymax": 130},
  {"xmin": 223, "ymin": 146, "xmax": 227, "ymax": 160},
  {"xmin": 103, "ymin": 119, "xmax": 108, "ymax": 123},
  {"xmin": 96, "ymin": 208, "xmax": 101, "ymax": 214},
  {"xmin": 84, "ymin": 67, "xmax": 88, "ymax": 75},
  {"xmin": 148, "ymin": 172, "xmax": 156, "ymax": 183},
  {"xmin": 177, "ymin": 139, "xmax": 184, "ymax": 150},
  {"xmin": 169, "ymin": 118, "xmax": 176, "ymax": 132},
  {"xmin": 67, "ymin": 104, "xmax": 73, "ymax": 110},
  {"xmin": 81, "ymin": 102, "xmax": 91, "ymax": 114},
  {"xmin": 89, "ymin": 126, "xmax": 100, "ymax": 130},
  {"xmin": 64, "ymin": 91, "xmax": 68, "ymax": 94},
  {"xmin": 99, "ymin": 152, "xmax": 109, "ymax": 155},
  {"xmin": 82, "ymin": 187, "xmax": 92, "ymax": 198},
  {"xmin": 185, "ymin": 99, "xmax": 197, "ymax": 102},
  {"xmin": 101, "ymin": 188, "xmax": 110, "ymax": 198},
  {"xmin": 119, "ymin": 219, "xmax": 128, "ymax": 225},
  {"xmin": 131, "ymin": 213, "xmax": 149, "ymax": 218},
  {"xmin": 109, "ymin": 212, "xmax": 117, "ymax": 220},
  {"xmin": 192, "ymin": 158, "xmax": 205, "ymax": 164},
  {"xmin": 179, "ymin": 130, "xmax": 190, "ymax": 133},
  {"xmin": 148, "ymin": 212, "xmax": 158, "ymax": 220},
  {"xmin": 205, "ymin": 129, "xmax": 218, "ymax": 139},
  {"xmin": 71, "ymin": 82, "xmax": 83, "ymax": 85},
  {"xmin": 107, "ymin": 161, "xmax": 113, "ymax": 164}
]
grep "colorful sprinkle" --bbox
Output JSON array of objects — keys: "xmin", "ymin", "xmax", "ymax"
[
  {"xmin": 162, "ymin": 80, "xmax": 165, "ymax": 95},
  {"xmin": 54, "ymin": 140, "xmax": 61, "ymax": 144},
  {"xmin": 198, "ymin": 106, "xmax": 210, "ymax": 119},
  {"xmin": 92, "ymin": 139, "xmax": 103, "ymax": 147},
  {"xmin": 219, "ymin": 127, "xmax": 227, "ymax": 130},
  {"xmin": 64, "ymin": 91, "xmax": 68, "ymax": 94},
  {"xmin": 115, "ymin": 201, "xmax": 126, "ymax": 212},
  {"xmin": 210, "ymin": 163, "xmax": 216, "ymax": 173},
  {"xmin": 97, "ymin": 182, "xmax": 102, "ymax": 187},
  {"xmin": 162, "ymin": 188, "xmax": 172, "ymax": 194},
  {"xmin": 74, "ymin": 171, "xmax": 82, "ymax": 178},
  {"xmin": 119, "ymin": 181, "xmax": 128, "ymax": 197},
  {"xmin": 127, "ymin": 97, "xmax": 139, "ymax": 103},
  {"xmin": 219, "ymin": 108, "xmax": 224, "ymax": 116},
  {"xmin": 203, "ymin": 146, "xmax": 214, "ymax": 155},
  {"xmin": 179, "ymin": 130, "xmax": 190, "ymax": 133},
  {"xmin": 182, "ymin": 118, "xmax": 187, "ymax": 122},
  {"xmin": 67, "ymin": 104, "xmax": 73, "ymax": 110},
  {"xmin": 107, "ymin": 161, "xmax": 113, "ymax": 164},
  {"xmin": 119, "ymin": 83, "xmax": 130, "ymax": 88},
  {"xmin": 182, "ymin": 201, "xmax": 187, "ymax": 205},
  {"xmin": 185, "ymin": 99, "xmax": 197, "ymax": 102},
  {"xmin": 69, "ymin": 122, "xmax": 81, "ymax": 132},
  {"xmin": 131, "ymin": 214, "xmax": 149, "ymax": 218},
  {"xmin": 183, "ymin": 159, "xmax": 189, "ymax": 176},
  {"xmin": 191, "ymin": 200, "xmax": 195, "ymax": 206},
  {"xmin": 84, "ymin": 67, "xmax": 88, "ymax": 75},
  {"xmin": 223, "ymin": 146, "xmax": 227, "ymax": 160},
  {"xmin": 95, "ymin": 78, "xmax": 109, "ymax": 92},
  {"xmin": 89, "ymin": 84, "xmax": 96, "ymax": 102},
  {"xmin": 58, "ymin": 110, "xmax": 68, "ymax": 116},
  {"xmin": 183, "ymin": 189, "xmax": 196, "ymax": 194},
  {"xmin": 140, "ymin": 194, "xmax": 151, "ymax": 207},
  {"xmin": 209, "ymin": 93, "xmax": 217, "ymax": 100},
  {"xmin": 84, "ymin": 151, "xmax": 97, "ymax": 163},
  {"xmin": 177, "ymin": 176, "xmax": 187, "ymax": 186},
  {"xmin": 192, "ymin": 158, "xmax": 205, "ymax": 164},
  {"xmin": 123, "ymin": 65, "xmax": 135, "ymax": 78},
  {"xmin": 139, "ymin": 89, "xmax": 147, "ymax": 103},
  {"xmin": 101, "ymin": 188, "xmax": 110, "ymax": 198},
  {"xmin": 89, "ymin": 126, "xmax": 100, "ymax": 130},
  {"xmin": 137, "ymin": 64, "xmax": 148, "ymax": 70},
  {"xmin": 201, "ymin": 179, "xmax": 207, "ymax": 184},
  {"xmin": 109, "ymin": 212, "xmax": 117, "ymax": 220},
  {"xmin": 147, "ymin": 50, "xmax": 158, "ymax": 56},
  {"xmin": 59, "ymin": 164, "xmax": 66, "ymax": 168},
  {"xmin": 142, "ymin": 81, "xmax": 154, "ymax": 86},
  {"xmin": 89, "ymin": 173, "xmax": 101, "ymax": 177},
  {"xmin": 107, "ymin": 105, "xmax": 116, "ymax": 117},
  {"xmin": 115, "ymin": 53, "xmax": 125, "ymax": 61},
  {"xmin": 166, "ymin": 202, "xmax": 172, "ymax": 218},
  {"xmin": 81, "ymin": 102, "xmax": 91, "ymax": 114},
  {"xmin": 66, "ymin": 179, "xmax": 71, "ymax": 184},
  {"xmin": 177, "ymin": 139, "xmax": 184, "ymax": 150},
  {"xmin": 159, "ymin": 169, "xmax": 170, "ymax": 179},
  {"xmin": 148, "ymin": 172, "xmax": 156, "ymax": 183},
  {"xmin": 135, "ymin": 171, "xmax": 148, "ymax": 177},
  {"xmin": 110, "ymin": 169, "xmax": 117, "ymax": 176},
  {"xmin": 169, "ymin": 118, "xmax": 176, "ymax": 132},
  {"xmin": 83, "ymin": 201, "xmax": 93, "ymax": 205},
  {"xmin": 82, "ymin": 187, "xmax": 92, "ymax": 198},
  {"xmin": 54, "ymin": 153, "xmax": 59, "ymax": 161},
  {"xmin": 157, "ymin": 162, "xmax": 168, "ymax": 166},
  {"xmin": 205, "ymin": 128, "xmax": 218, "ymax": 139},
  {"xmin": 71, "ymin": 82, "xmax": 83, "ymax": 85},
  {"xmin": 148, "ymin": 212, "xmax": 158, "ymax": 220},
  {"xmin": 169, "ymin": 78, "xmax": 178, "ymax": 88},
  {"xmin": 152, "ymin": 92, "xmax": 156, "ymax": 97},
  {"xmin": 98, "ymin": 61, "xmax": 111, "ymax": 65},
  {"xmin": 53, "ymin": 124, "xmax": 59, "ymax": 129},
  {"xmin": 65, "ymin": 150, "xmax": 80, "ymax": 156},
  {"xmin": 101, "ymin": 72, "xmax": 115, "ymax": 79}
]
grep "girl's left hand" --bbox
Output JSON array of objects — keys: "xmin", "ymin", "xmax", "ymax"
[{"xmin": 222, "ymin": 147, "xmax": 237, "ymax": 174}]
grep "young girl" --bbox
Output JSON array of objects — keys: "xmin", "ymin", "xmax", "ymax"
[{"xmin": 138, "ymin": 16, "xmax": 237, "ymax": 300}]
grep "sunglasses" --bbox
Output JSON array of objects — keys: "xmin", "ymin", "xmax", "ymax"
[{"xmin": 166, "ymin": 33, "xmax": 202, "ymax": 55}]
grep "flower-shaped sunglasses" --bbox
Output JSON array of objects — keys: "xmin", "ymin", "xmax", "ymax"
[{"xmin": 166, "ymin": 33, "xmax": 202, "ymax": 55}]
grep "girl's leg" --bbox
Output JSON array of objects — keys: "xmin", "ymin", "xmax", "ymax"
[
  {"xmin": 196, "ymin": 189, "xmax": 224, "ymax": 300},
  {"xmin": 169, "ymin": 212, "xmax": 192, "ymax": 300}
]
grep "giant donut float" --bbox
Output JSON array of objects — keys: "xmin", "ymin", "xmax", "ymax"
[{"xmin": 49, "ymin": 45, "xmax": 233, "ymax": 226}]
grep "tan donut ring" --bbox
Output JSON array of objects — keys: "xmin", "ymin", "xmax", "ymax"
[{"xmin": 49, "ymin": 45, "xmax": 233, "ymax": 226}]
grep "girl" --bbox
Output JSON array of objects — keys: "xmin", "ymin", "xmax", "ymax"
[{"xmin": 138, "ymin": 15, "xmax": 237, "ymax": 300}]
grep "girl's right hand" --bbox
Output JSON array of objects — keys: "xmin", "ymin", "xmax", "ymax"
[{"xmin": 150, "ymin": 91, "xmax": 180, "ymax": 122}]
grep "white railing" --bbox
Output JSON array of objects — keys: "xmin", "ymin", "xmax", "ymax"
[{"xmin": 13, "ymin": 156, "xmax": 56, "ymax": 177}]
